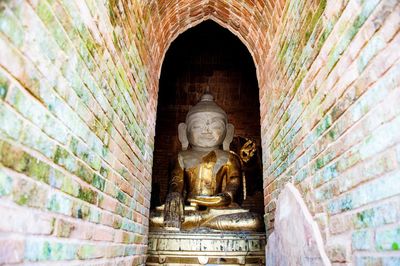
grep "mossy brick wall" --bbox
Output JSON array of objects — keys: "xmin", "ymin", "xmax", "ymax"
[
  {"xmin": 0, "ymin": 0, "xmax": 155, "ymax": 264},
  {"xmin": 261, "ymin": 0, "xmax": 400, "ymax": 263},
  {"xmin": 0, "ymin": 0, "xmax": 284, "ymax": 264}
]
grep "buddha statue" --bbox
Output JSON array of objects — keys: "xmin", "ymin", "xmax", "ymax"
[{"xmin": 150, "ymin": 94, "xmax": 263, "ymax": 232}]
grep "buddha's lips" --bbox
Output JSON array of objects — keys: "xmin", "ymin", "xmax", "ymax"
[{"xmin": 200, "ymin": 133, "xmax": 215, "ymax": 139}]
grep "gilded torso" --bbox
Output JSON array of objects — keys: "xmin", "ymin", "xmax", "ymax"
[{"xmin": 177, "ymin": 150, "xmax": 241, "ymax": 199}]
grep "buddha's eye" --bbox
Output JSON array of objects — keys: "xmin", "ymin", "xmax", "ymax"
[{"xmin": 211, "ymin": 121, "xmax": 224, "ymax": 129}]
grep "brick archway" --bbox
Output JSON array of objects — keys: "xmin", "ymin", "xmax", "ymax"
[
  {"xmin": 144, "ymin": 0, "xmax": 285, "ymax": 91},
  {"xmin": 143, "ymin": 0, "xmax": 286, "ymax": 217}
]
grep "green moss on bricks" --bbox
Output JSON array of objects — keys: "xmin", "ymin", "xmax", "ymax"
[
  {"xmin": 12, "ymin": 179, "xmax": 47, "ymax": 207},
  {"xmin": 115, "ymin": 203, "xmax": 123, "ymax": 216},
  {"xmin": 70, "ymin": 137, "xmax": 101, "ymax": 171},
  {"xmin": 326, "ymin": 0, "xmax": 379, "ymax": 71},
  {"xmin": 0, "ymin": 8, "xmax": 24, "ymax": 48},
  {"xmin": 78, "ymin": 187, "xmax": 97, "ymax": 204},
  {"xmin": 116, "ymin": 190, "xmax": 127, "ymax": 204},
  {"xmin": 75, "ymin": 162, "xmax": 93, "ymax": 183},
  {"xmin": 316, "ymin": 115, "xmax": 332, "ymax": 137},
  {"xmin": 25, "ymin": 239, "xmax": 77, "ymax": 261},
  {"xmin": 0, "ymin": 73, "xmax": 9, "ymax": 100},
  {"xmin": 101, "ymin": 146, "xmax": 109, "ymax": 157},
  {"xmin": 278, "ymin": 41, "xmax": 289, "ymax": 62},
  {"xmin": 36, "ymin": 0, "xmax": 54, "ymax": 25},
  {"xmin": 69, "ymin": 137, "xmax": 79, "ymax": 155},
  {"xmin": 306, "ymin": 0, "xmax": 327, "ymax": 42},
  {"xmin": 92, "ymin": 174, "xmax": 105, "ymax": 191},
  {"xmin": 112, "ymin": 217, "xmax": 122, "ymax": 229},
  {"xmin": 327, "ymin": 128, "xmax": 337, "ymax": 140},
  {"xmin": 99, "ymin": 165, "xmax": 109, "ymax": 178},
  {"xmin": 53, "ymin": 146, "xmax": 77, "ymax": 173},
  {"xmin": 61, "ymin": 175, "xmax": 80, "ymax": 197},
  {"xmin": 0, "ymin": 141, "xmax": 30, "ymax": 172},
  {"xmin": 47, "ymin": 193, "xmax": 72, "ymax": 215},
  {"xmin": 356, "ymin": 209, "xmax": 375, "ymax": 227},
  {"xmin": 293, "ymin": 71, "xmax": 306, "ymax": 94},
  {"xmin": 72, "ymin": 202, "xmax": 90, "ymax": 220},
  {"xmin": 376, "ymin": 227, "xmax": 400, "ymax": 251},
  {"xmin": 77, "ymin": 244, "xmax": 96, "ymax": 260},
  {"xmin": 27, "ymin": 159, "xmax": 50, "ymax": 183},
  {"xmin": 85, "ymin": 37, "xmax": 97, "ymax": 56},
  {"xmin": 0, "ymin": 141, "xmax": 54, "ymax": 184}
]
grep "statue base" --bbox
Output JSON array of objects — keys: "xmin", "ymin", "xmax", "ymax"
[{"xmin": 146, "ymin": 230, "xmax": 266, "ymax": 265}]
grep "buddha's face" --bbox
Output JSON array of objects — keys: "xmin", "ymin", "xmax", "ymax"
[{"xmin": 187, "ymin": 112, "xmax": 227, "ymax": 149}]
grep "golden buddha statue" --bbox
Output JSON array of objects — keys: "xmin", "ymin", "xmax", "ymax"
[{"xmin": 150, "ymin": 94, "xmax": 263, "ymax": 231}]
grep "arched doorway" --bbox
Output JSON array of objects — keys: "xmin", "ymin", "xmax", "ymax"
[{"xmin": 151, "ymin": 20, "xmax": 263, "ymax": 216}]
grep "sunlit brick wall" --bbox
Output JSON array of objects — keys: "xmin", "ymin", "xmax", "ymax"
[
  {"xmin": 0, "ymin": 0, "xmax": 155, "ymax": 264},
  {"xmin": 261, "ymin": 0, "xmax": 400, "ymax": 263}
]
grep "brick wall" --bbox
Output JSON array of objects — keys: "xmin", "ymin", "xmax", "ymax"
[
  {"xmin": 261, "ymin": 0, "xmax": 400, "ymax": 263},
  {"xmin": 0, "ymin": 0, "xmax": 155, "ymax": 264}
]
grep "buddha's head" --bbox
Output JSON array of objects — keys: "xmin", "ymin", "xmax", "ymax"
[{"xmin": 178, "ymin": 94, "xmax": 234, "ymax": 151}]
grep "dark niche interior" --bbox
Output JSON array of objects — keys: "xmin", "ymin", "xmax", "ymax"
[{"xmin": 151, "ymin": 20, "xmax": 263, "ymax": 214}]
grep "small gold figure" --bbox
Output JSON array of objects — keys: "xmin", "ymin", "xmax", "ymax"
[{"xmin": 150, "ymin": 94, "xmax": 263, "ymax": 231}]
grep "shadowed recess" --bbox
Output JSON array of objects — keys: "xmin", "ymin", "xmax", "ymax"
[{"xmin": 151, "ymin": 20, "xmax": 263, "ymax": 213}]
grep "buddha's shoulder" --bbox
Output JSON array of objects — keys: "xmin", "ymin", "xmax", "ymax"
[
  {"xmin": 177, "ymin": 150, "xmax": 194, "ymax": 159},
  {"xmin": 177, "ymin": 149, "xmax": 232, "ymax": 161},
  {"xmin": 215, "ymin": 150, "xmax": 240, "ymax": 161},
  {"xmin": 179, "ymin": 150, "xmax": 240, "ymax": 162}
]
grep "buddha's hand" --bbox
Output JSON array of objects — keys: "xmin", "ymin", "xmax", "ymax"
[
  {"xmin": 188, "ymin": 193, "xmax": 232, "ymax": 207},
  {"xmin": 163, "ymin": 192, "xmax": 184, "ymax": 229}
]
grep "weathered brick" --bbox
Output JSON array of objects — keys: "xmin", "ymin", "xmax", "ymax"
[
  {"xmin": 12, "ymin": 177, "xmax": 48, "ymax": 208},
  {"xmin": 46, "ymin": 192, "xmax": 72, "ymax": 216},
  {"xmin": 77, "ymin": 244, "xmax": 104, "ymax": 259},
  {"xmin": 24, "ymin": 238, "xmax": 77, "ymax": 261},
  {"xmin": 54, "ymin": 219, "xmax": 74, "ymax": 238},
  {"xmin": 327, "ymin": 170, "xmax": 400, "ymax": 215},
  {"xmin": 352, "ymin": 230, "xmax": 372, "ymax": 250},
  {"xmin": 376, "ymin": 227, "xmax": 400, "ymax": 251},
  {"xmin": 352, "ymin": 199, "xmax": 400, "ymax": 230},
  {"xmin": 326, "ymin": 239, "xmax": 350, "ymax": 263},
  {"xmin": 0, "ymin": 168, "xmax": 13, "ymax": 196},
  {"xmin": 0, "ymin": 238, "xmax": 24, "ymax": 264}
]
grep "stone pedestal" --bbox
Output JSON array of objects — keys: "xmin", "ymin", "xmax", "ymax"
[{"xmin": 147, "ymin": 231, "xmax": 266, "ymax": 265}]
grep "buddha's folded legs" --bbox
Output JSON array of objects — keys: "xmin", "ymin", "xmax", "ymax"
[{"xmin": 150, "ymin": 208, "xmax": 263, "ymax": 231}]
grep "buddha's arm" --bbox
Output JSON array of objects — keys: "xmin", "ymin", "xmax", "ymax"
[
  {"xmin": 223, "ymin": 153, "xmax": 242, "ymax": 200},
  {"xmin": 169, "ymin": 156, "xmax": 184, "ymax": 193},
  {"xmin": 164, "ymin": 156, "xmax": 185, "ymax": 229}
]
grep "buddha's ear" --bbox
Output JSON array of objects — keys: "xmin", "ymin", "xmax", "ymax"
[
  {"xmin": 178, "ymin": 123, "xmax": 189, "ymax": 150},
  {"xmin": 223, "ymin": 123, "xmax": 234, "ymax": 151}
]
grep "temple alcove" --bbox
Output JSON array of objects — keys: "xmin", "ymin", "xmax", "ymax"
[{"xmin": 151, "ymin": 20, "xmax": 263, "ymax": 216}]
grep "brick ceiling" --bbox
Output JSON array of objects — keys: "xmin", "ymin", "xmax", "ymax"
[{"xmin": 142, "ymin": 0, "xmax": 286, "ymax": 90}]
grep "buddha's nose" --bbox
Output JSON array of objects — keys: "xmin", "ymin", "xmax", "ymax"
[{"xmin": 203, "ymin": 121, "xmax": 211, "ymax": 133}]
